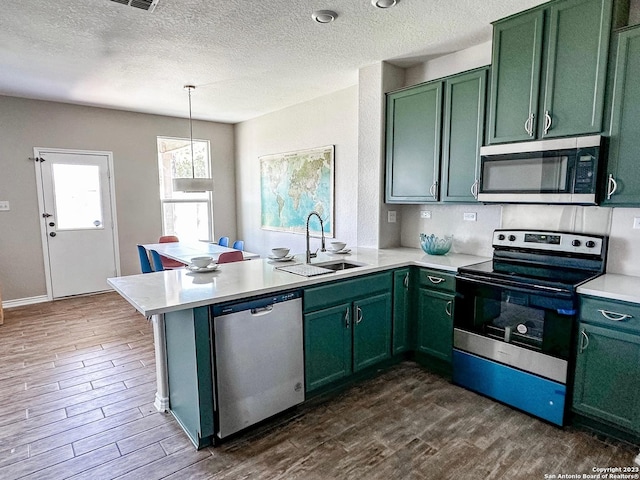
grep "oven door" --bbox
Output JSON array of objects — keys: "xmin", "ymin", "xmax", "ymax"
[
  {"xmin": 454, "ymin": 276, "xmax": 577, "ymax": 383},
  {"xmin": 453, "ymin": 276, "xmax": 577, "ymax": 426}
]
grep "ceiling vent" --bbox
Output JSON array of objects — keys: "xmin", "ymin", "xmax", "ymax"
[{"xmin": 110, "ymin": 0, "xmax": 160, "ymax": 12}]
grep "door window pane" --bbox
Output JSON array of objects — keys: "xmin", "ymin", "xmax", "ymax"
[{"xmin": 52, "ymin": 164, "xmax": 104, "ymax": 230}]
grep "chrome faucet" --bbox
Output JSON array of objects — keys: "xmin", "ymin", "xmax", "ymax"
[{"xmin": 306, "ymin": 211, "xmax": 326, "ymax": 263}]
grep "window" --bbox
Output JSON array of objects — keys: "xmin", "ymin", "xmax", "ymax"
[{"xmin": 157, "ymin": 137, "xmax": 212, "ymax": 242}]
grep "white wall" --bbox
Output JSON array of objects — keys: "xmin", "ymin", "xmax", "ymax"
[
  {"xmin": 405, "ymin": 41, "xmax": 492, "ymax": 86},
  {"xmin": 234, "ymin": 86, "xmax": 358, "ymax": 258},
  {"xmin": 0, "ymin": 95, "xmax": 235, "ymax": 301}
]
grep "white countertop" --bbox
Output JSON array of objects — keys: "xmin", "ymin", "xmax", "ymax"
[
  {"xmin": 108, "ymin": 247, "xmax": 489, "ymax": 316},
  {"xmin": 577, "ymin": 273, "xmax": 640, "ymax": 304}
]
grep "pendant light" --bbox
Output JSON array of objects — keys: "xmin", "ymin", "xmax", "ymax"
[{"xmin": 172, "ymin": 85, "xmax": 214, "ymax": 192}]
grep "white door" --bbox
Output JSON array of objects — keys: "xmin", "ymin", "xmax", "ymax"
[{"xmin": 35, "ymin": 148, "xmax": 119, "ymax": 299}]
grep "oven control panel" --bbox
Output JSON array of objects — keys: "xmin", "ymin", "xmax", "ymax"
[{"xmin": 492, "ymin": 230, "xmax": 604, "ymax": 255}]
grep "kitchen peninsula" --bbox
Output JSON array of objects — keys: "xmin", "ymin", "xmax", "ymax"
[{"xmin": 108, "ymin": 247, "xmax": 489, "ymax": 448}]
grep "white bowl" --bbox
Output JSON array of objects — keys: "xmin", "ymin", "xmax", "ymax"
[
  {"xmin": 329, "ymin": 241, "xmax": 346, "ymax": 251},
  {"xmin": 191, "ymin": 256, "xmax": 213, "ymax": 268},
  {"xmin": 271, "ymin": 247, "xmax": 290, "ymax": 258}
]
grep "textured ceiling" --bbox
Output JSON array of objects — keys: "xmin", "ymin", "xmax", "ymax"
[{"xmin": 0, "ymin": 0, "xmax": 547, "ymax": 123}]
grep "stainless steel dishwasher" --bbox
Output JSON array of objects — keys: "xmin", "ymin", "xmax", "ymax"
[{"xmin": 212, "ymin": 290, "xmax": 304, "ymax": 439}]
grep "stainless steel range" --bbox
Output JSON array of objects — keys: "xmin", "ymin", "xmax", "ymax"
[{"xmin": 453, "ymin": 229, "xmax": 608, "ymax": 426}]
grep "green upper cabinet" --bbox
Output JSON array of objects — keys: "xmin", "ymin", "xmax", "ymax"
[
  {"xmin": 385, "ymin": 67, "xmax": 487, "ymax": 204},
  {"xmin": 441, "ymin": 68, "xmax": 487, "ymax": 202},
  {"xmin": 488, "ymin": 8, "xmax": 544, "ymax": 143},
  {"xmin": 488, "ymin": 0, "xmax": 614, "ymax": 144},
  {"xmin": 603, "ymin": 25, "xmax": 640, "ymax": 206},
  {"xmin": 385, "ymin": 81, "xmax": 443, "ymax": 203},
  {"xmin": 541, "ymin": 0, "xmax": 612, "ymax": 137}
]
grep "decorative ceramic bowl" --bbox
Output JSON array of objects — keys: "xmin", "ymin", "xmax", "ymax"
[
  {"xmin": 329, "ymin": 241, "xmax": 346, "ymax": 251},
  {"xmin": 271, "ymin": 247, "xmax": 290, "ymax": 258},
  {"xmin": 420, "ymin": 234, "xmax": 453, "ymax": 255},
  {"xmin": 191, "ymin": 256, "xmax": 213, "ymax": 268}
]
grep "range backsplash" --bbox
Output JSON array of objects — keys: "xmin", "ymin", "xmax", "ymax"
[{"xmin": 400, "ymin": 204, "xmax": 640, "ymax": 278}]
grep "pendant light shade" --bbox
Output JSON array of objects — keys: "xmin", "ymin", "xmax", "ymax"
[{"xmin": 172, "ymin": 85, "xmax": 214, "ymax": 192}]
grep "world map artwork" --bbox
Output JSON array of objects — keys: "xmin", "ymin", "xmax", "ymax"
[{"xmin": 260, "ymin": 145, "xmax": 334, "ymax": 237}]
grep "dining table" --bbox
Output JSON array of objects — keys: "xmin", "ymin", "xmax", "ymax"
[{"xmin": 141, "ymin": 241, "xmax": 260, "ymax": 265}]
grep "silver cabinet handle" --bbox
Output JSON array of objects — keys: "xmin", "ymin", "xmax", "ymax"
[
  {"xmin": 470, "ymin": 180, "xmax": 479, "ymax": 199},
  {"xmin": 356, "ymin": 306, "xmax": 363, "ymax": 324},
  {"xmin": 543, "ymin": 110, "xmax": 552, "ymax": 135},
  {"xmin": 598, "ymin": 309, "xmax": 633, "ymax": 322},
  {"xmin": 345, "ymin": 308, "xmax": 350, "ymax": 329},
  {"xmin": 429, "ymin": 181, "xmax": 438, "ymax": 200},
  {"xmin": 607, "ymin": 174, "xmax": 618, "ymax": 200},
  {"xmin": 580, "ymin": 329, "xmax": 590, "ymax": 353},
  {"xmin": 524, "ymin": 113, "xmax": 535, "ymax": 136},
  {"xmin": 403, "ymin": 272, "xmax": 409, "ymax": 289},
  {"xmin": 427, "ymin": 275, "xmax": 445, "ymax": 284},
  {"xmin": 445, "ymin": 300, "xmax": 452, "ymax": 317}
]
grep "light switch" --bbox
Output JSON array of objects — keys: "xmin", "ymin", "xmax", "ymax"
[
  {"xmin": 633, "ymin": 217, "xmax": 640, "ymax": 229},
  {"xmin": 0, "ymin": 201, "xmax": 10, "ymax": 211}
]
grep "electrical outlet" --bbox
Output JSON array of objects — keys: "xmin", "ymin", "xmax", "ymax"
[
  {"xmin": 633, "ymin": 217, "xmax": 640, "ymax": 229},
  {"xmin": 463, "ymin": 212, "xmax": 477, "ymax": 222},
  {"xmin": 0, "ymin": 201, "xmax": 10, "ymax": 211},
  {"xmin": 420, "ymin": 210, "xmax": 431, "ymax": 219},
  {"xmin": 388, "ymin": 210, "xmax": 397, "ymax": 223}
]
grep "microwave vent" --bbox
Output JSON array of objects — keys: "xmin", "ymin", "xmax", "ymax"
[{"xmin": 110, "ymin": 0, "xmax": 160, "ymax": 12}]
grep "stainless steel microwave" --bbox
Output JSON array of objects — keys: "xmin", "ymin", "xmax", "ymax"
[{"xmin": 478, "ymin": 135, "xmax": 602, "ymax": 205}]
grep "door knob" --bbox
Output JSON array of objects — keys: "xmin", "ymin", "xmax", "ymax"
[{"xmin": 49, "ymin": 232, "xmax": 56, "ymax": 237}]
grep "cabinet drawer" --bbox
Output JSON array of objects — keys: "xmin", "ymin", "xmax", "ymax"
[
  {"xmin": 304, "ymin": 272, "xmax": 392, "ymax": 312},
  {"xmin": 580, "ymin": 296, "xmax": 640, "ymax": 334},
  {"xmin": 418, "ymin": 268, "xmax": 456, "ymax": 293}
]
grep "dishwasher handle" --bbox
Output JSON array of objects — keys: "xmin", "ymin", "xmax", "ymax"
[{"xmin": 250, "ymin": 305, "xmax": 274, "ymax": 316}]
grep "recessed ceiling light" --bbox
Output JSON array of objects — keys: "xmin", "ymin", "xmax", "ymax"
[
  {"xmin": 371, "ymin": 0, "xmax": 397, "ymax": 8},
  {"xmin": 312, "ymin": 10, "xmax": 338, "ymax": 23}
]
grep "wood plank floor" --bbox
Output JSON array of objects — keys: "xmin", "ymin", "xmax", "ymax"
[{"xmin": 0, "ymin": 292, "xmax": 637, "ymax": 479}]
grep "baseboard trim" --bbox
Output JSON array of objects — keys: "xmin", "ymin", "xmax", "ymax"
[{"xmin": 3, "ymin": 295, "xmax": 50, "ymax": 309}]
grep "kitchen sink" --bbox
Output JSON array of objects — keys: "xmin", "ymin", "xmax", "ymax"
[
  {"xmin": 275, "ymin": 260, "xmax": 367, "ymax": 277},
  {"xmin": 314, "ymin": 260, "xmax": 366, "ymax": 271}
]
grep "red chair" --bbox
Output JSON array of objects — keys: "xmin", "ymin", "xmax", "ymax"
[
  {"xmin": 217, "ymin": 251, "xmax": 244, "ymax": 264},
  {"xmin": 159, "ymin": 235, "xmax": 184, "ymax": 269}
]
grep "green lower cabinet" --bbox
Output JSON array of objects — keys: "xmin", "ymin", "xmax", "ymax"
[
  {"xmin": 392, "ymin": 268, "xmax": 411, "ymax": 354},
  {"xmin": 416, "ymin": 288, "xmax": 454, "ymax": 363},
  {"xmin": 304, "ymin": 303, "xmax": 352, "ymax": 392},
  {"xmin": 353, "ymin": 293, "xmax": 392, "ymax": 371},
  {"xmin": 573, "ymin": 323, "xmax": 640, "ymax": 431},
  {"xmin": 303, "ymin": 273, "xmax": 394, "ymax": 394}
]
